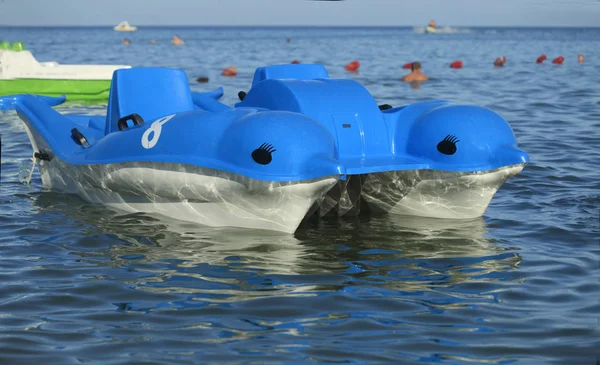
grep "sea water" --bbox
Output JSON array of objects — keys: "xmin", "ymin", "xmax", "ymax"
[{"xmin": 0, "ymin": 26, "xmax": 598, "ymax": 364}]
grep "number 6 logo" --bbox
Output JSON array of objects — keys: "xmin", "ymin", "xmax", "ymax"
[{"xmin": 141, "ymin": 114, "xmax": 175, "ymax": 149}]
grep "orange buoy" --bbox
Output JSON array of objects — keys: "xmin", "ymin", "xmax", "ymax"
[
  {"xmin": 291, "ymin": 60, "xmax": 300, "ymax": 64},
  {"xmin": 493, "ymin": 56, "xmax": 506, "ymax": 67},
  {"xmin": 552, "ymin": 56, "xmax": 564, "ymax": 65},
  {"xmin": 402, "ymin": 62, "xmax": 413, "ymax": 69},
  {"xmin": 345, "ymin": 60, "xmax": 360, "ymax": 72},
  {"xmin": 536, "ymin": 54, "xmax": 547, "ymax": 63},
  {"xmin": 450, "ymin": 60, "xmax": 463, "ymax": 69},
  {"xmin": 578, "ymin": 54, "xmax": 584, "ymax": 64},
  {"xmin": 221, "ymin": 66, "xmax": 237, "ymax": 77}
]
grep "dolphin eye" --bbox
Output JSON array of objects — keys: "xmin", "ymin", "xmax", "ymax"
[
  {"xmin": 437, "ymin": 134, "xmax": 459, "ymax": 155},
  {"xmin": 252, "ymin": 143, "xmax": 276, "ymax": 165}
]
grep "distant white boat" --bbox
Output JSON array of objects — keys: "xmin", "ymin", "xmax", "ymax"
[
  {"xmin": 425, "ymin": 20, "xmax": 437, "ymax": 34},
  {"xmin": 415, "ymin": 25, "xmax": 469, "ymax": 35},
  {"xmin": 114, "ymin": 21, "xmax": 137, "ymax": 32}
]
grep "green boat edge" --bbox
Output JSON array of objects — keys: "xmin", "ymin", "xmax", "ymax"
[{"xmin": 0, "ymin": 78, "xmax": 111, "ymax": 102}]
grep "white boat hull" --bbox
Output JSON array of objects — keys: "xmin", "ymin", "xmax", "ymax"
[
  {"xmin": 365, "ymin": 166, "xmax": 523, "ymax": 218},
  {"xmin": 318, "ymin": 165, "xmax": 524, "ymax": 219},
  {"xmin": 114, "ymin": 21, "xmax": 137, "ymax": 32},
  {"xmin": 22, "ymin": 123, "xmax": 337, "ymax": 233},
  {"xmin": 36, "ymin": 159, "xmax": 336, "ymax": 233},
  {"xmin": 0, "ymin": 49, "xmax": 130, "ymax": 81}
]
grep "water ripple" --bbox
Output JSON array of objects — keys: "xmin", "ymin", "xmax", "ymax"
[{"xmin": 0, "ymin": 26, "xmax": 599, "ymax": 365}]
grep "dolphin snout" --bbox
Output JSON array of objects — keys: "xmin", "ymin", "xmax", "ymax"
[{"xmin": 492, "ymin": 145, "xmax": 530, "ymax": 166}]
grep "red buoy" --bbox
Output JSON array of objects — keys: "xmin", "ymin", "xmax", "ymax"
[
  {"xmin": 552, "ymin": 56, "xmax": 564, "ymax": 65},
  {"xmin": 291, "ymin": 60, "xmax": 300, "ymax": 64},
  {"xmin": 536, "ymin": 54, "xmax": 547, "ymax": 63},
  {"xmin": 450, "ymin": 60, "xmax": 463, "ymax": 69},
  {"xmin": 345, "ymin": 60, "xmax": 360, "ymax": 72},
  {"xmin": 221, "ymin": 66, "xmax": 237, "ymax": 77},
  {"xmin": 402, "ymin": 62, "xmax": 413, "ymax": 69}
]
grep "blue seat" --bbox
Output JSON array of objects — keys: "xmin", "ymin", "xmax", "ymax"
[
  {"xmin": 106, "ymin": 67, "xmax": 194, "ymax": 134},
  {"xmin": 251, "ymin": 64, "xmax": 330, "ymax": 87}
]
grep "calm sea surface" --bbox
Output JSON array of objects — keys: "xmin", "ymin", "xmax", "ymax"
[{"xmin": 0, "ymin": 26, "xmax": 599, "ymax": 365}]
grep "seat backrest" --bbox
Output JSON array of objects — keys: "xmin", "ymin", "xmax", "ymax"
[
  {"xmin": 106, "ymin": 67, "xmax": 194, "ymax": 134},
  {"xmin": 251, "ymin": 64, "xmax": 330, "ymax": 88}
]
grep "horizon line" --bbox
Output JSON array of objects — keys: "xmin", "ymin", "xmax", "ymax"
[{"xmin": 1, "ymin": 24, "xmax": 599, "ymax": 29}]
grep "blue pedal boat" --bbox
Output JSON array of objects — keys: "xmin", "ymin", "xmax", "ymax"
[
  {"xmin": 237, "ymin": 64, "xmax": 529, "ymax": 220},
  {"xmin": 0, "ymin": 64, "xmax": 528, "ymax": 233}
]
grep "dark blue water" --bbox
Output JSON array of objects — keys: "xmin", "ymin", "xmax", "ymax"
[{"xmin": 1, "ymin": 27, "xmax": 599, "ymax": 364}]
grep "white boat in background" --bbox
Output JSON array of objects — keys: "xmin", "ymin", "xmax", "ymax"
[
  {"xmin": 0, "ymin": 41, "xmax": 131, "ymax": 100},
  {"xmin": 114, "ymin": 21, "xmax": 137, "ymax": 32},
  {"xmin": 425, "ymin": 20, "xmax": 437, "ymax": 33}
]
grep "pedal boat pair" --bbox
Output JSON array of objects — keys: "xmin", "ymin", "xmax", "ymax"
[{"xmin": 0, "ymin": 64, "xmax": 528, "ymax": 232}]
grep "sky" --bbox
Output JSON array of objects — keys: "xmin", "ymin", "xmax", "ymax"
[{"xmin": 0, "ymin": 0, "xmax": 599, "ymax": 27}]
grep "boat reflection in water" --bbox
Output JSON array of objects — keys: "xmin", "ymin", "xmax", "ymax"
[{"xmin": 32, "ymin": 191, "xmax": 523, "ymax": 309}]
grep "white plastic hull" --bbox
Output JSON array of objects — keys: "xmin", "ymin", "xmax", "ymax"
[
  {"xmin": 362, "ymin": 166, "xmax": 524, "ymax": 218},
  {"xmin": 36, "ymin": 159, "xmax": 337, "ymax": 233},
  {"xmin": 318, "ymin": 165, "xmax": 524, "ymax": 219}
]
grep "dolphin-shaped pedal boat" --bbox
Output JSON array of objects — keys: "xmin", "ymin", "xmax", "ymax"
[
  {"xmin": 1, "ymin": 64, "xmax": 529, "ymax": 233},
  {"xmin": 237, "ymin": 64, "xmax": 529, "ymax": 219}
]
